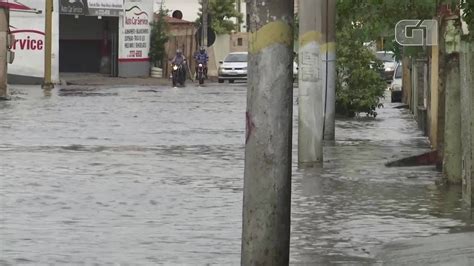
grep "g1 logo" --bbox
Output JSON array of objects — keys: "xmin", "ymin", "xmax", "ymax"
[{"xmin": 395, "ymin": 20, "xmax": 438, "ymax": 46}]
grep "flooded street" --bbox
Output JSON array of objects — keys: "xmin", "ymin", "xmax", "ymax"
[{"xmin": 1, "ymin": 83, "xmax": 472, "ymax": 265}]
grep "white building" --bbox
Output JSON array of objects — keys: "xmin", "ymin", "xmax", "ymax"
[{"xmin": 9, "ymin": 0, "xmax": 154, "ymax": 84}]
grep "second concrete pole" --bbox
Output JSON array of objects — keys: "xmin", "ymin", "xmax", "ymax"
[{"xmin": 298, "ymin": 0, "xmax": 324, "ymax": 164}]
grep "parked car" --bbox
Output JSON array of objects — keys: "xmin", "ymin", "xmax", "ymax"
[
  {"xmin": 375, "ymin": 51, "xmax": 398, "ymax": 82},
  {"xmin": 390, "ymin": 62, "xmax": 403, "ymax": 102},
  {"xmin": 218, "ymin": 52, "xmax": 248, "ymax": 83}
]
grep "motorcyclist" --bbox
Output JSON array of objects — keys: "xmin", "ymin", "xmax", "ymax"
[
  {"xmin": 171, "ymin": 49, "xmax": 186, "ymax": 80},
  {"xmin": 194, "ymin": 46, "xmax": 209, "ymax": 79},
  {"xmin": 171, "ymin": 49, "xmax": 186, "ymax": 66}
]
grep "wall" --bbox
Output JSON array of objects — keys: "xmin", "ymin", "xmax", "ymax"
[
  {"xmin": 207, "ymin": 34, "xmax": 230, "ymax": 77},
  {"xmin": 118, "ymin": 0, "xmax": 153, "ymax": 77},
  {"xmin": 230, "ymin": 32, "xmax": 248, "ymax": 52},
  {"xmin": 8, "ymin": 0, "xmax": 60, "ymax": 84},
  {"xmin": 163, "ymin": 24, "xmax": 197, "ymax": 78}
]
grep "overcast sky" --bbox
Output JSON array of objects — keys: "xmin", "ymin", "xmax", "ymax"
[{"xmin": 155, "ymin": 0, "xmax": 201, "ymax": 21}]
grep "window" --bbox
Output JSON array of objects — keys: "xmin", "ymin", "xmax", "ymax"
[
  {"xmin": 395, "ymin": 64, "xmax": 402, "ymax": 78},
  {"xmin": 376, "ymin": 52, "xmax": 395, "ymax": 62},
  {"xmin": 237, "ymin": 38, "xmax": 243, "ymax": 46},
  {"xmin": 224, "ymin": 53, "xmax": 248, "ymax": 62}
]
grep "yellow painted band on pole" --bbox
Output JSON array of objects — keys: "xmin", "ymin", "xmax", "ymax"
[
  {"xmin": 320, "ymin": 42, "xmax": 336, "ymax": 53},
  {"xmin": 299, "ymin": 31, "xmax": 322, "ymax": 48},
  {"xmin": 249, "ymin": 21, "xmax": 293, "ymax": 53}
]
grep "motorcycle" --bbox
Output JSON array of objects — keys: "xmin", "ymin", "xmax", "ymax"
[
  {"xmin": 197, "ymin": 63, "xmax": 205, "ymax": 85},
  {"xmin": 171, "ymin": 62, "xmax": 186, "ymax": 87}
]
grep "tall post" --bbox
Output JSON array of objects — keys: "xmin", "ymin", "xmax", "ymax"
[
  {"xmin": 202, "ymin": 0, "xmax": 208, "ymax": 47},
  {"xmin": 443, "ymin": 52, "xmax": 462, "ymax": 184},
  {"xmin": 322, "ymin": 0, "xmax": 336, "ymax": 140},
  {"xmin": 42, "ymin": 0, "xmax": 54, "ymax": 90},
  {"xmin": 0, "ymin": 7, "xmax": 8, "ymax": 99},
  {"xmin": 460, "ymin": 41, "xmax": 474, "ymax": 206},
  {"xmin": 236, "ymin": 0, "xmax": 241, "ymax": 32},
  {"xmin": 442, "ymin": 19, "xmax": 462, "ymax": 184},
  {"xmin": 430, "ymin": 43, "xmax": 439, "ymax": 148},
  {"xmin": 298, "ymin": 0, "xmax": 324, "ymax": 164},
  {"xmin": 241, "ymin": 0, "xmax": 294, "ymax": 264}
]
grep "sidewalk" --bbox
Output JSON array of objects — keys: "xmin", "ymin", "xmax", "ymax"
[
  {"xmin": 60, "ymin": 73, "xmax": 170, "ymax": 87},
  {"xmin": 375, "ymin": 232, "xmax": 474, "ymax": 265},
  {"xmin": 60, "ymin": 73, "xmax": 219, "ymax": 87}
]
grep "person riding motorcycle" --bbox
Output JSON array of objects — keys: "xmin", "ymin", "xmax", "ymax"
[
  {"xmin": 171, "ymin": 49, "xmax": 187, "ymax": 80},
  {"xmin": 171, "ymin": 49, "xmax": 187, "ymax": 66},
  {"xmin": 194, "ymin": 47, "xmax": 209, "ymax": 79}
]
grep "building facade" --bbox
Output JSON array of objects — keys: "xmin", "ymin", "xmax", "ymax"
[{"xmin": 8, "ymin": 0, "xmax": 154, "ymax": 84}]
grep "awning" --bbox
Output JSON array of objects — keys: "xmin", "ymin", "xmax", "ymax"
[{"xmin": 0, "ymin": 0, "xmax": 33, "ymax": 11}]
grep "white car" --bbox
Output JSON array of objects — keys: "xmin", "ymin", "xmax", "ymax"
[
  {"xmin": 218, "ymin": 52, "xmax": 248, "ymax": 83},
  {"xmin": 376, "ymin": 51, "xmax": 397, "ymax": 82},
  {"xmin": 390, "ymin": 63, "xmax": 402, "ymax": 102}
]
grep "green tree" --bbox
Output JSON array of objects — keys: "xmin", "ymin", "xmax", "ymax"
[
  {"xmin": 335, "ymin": 11, "xmax": 386, "ymax": 117},
  {"xmin": 149, "ymin": 6, "xmax": 169, "ymax": 68},
  {"xmin": 196, "ymin": 0, "xmax": 243, "ymax": 34},
  {"xmin": 334, "ymin": 0, "xmax": 440, "ymax": 117},
  {"xmin": 462, "ymin": 0, "xmax": 474, "ymax": 39}
]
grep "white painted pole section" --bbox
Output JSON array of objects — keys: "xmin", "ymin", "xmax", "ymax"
[{"xmin": 298, "ymin": 0, "xmax": 324, "ymax": 164}]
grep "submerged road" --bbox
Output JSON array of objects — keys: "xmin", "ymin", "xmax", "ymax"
[{"xmin": 1, "ymin": 83, "xmax": 472, "ymax": 264}]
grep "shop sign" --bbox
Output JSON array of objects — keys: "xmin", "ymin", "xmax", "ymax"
[
  {"xmin": 60, "ymin": 0, "xmax": 123, "ymax": 17},
  {"xmin": 88, "ymin": 0, "xmax": 123, "ymax": 17}
]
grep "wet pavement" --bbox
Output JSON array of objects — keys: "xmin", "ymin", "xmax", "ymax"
[
  {"xmin": 1, "ymin": 83, "xmax": 473, "ymax": 265},
  {"xmin": 375, "ymin": 232, "xmax": 474, "ymax": 265}
]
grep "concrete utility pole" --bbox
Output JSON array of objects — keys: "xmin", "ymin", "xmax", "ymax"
[
  {"xmin": 298, "ymin": 0, "xmax": 324, "ymax": 164},
  {"xmin": 42, "ymin": 0, "xmax": 54, "ymax": 90},
  {"xmin": 241, "ymin": 0, "xmax": 294, "ymax": 264},
  {"xmin": 322, "ymin": 0, "xmax": 336, "ymax": 140},
  {"xmin": 460, "ymin": 41, "xmax": 474, "ymax": 206},
  {"xmin": 443, "ymin": 18, "xmax": 462, "ymax": 184},
  {"xmin": 236, "ymin": 0, "xmax": 241, "ymax": 32},
  {"xmin": 202, "ymin": 0, "xmax": 208, "ymax": 47},
  {"xmin": 0, "ymin": 7, "xmax": 8, "ymax": 99}
]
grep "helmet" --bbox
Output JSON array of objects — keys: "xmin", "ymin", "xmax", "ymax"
[
  {"xmin": 199, "ymin": 46, "xmax": 205, "ymax": 54},
  {"xmin": 176, "ymin": 49, "xmax": 182, "ymax": 55}
]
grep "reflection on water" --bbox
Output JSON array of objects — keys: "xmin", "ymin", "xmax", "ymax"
[{"xmin": 1, "ymin": 86, "xmax": 472, "ymax": 265}]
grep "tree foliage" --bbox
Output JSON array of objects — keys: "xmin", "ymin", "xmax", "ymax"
[
  {"xmin": 149, "ymin": 6, "xmax": 169, "ymax": 68},
  {"xmin": 196, "ymin": 0, "xmax": 243, "ymax": 34},
  {"xmin": 335, "ymin": 6, "xmax": 386, "ymax": 117},
  {"xmin": 462, "ymin": 0, "xmax": 474, "ymax": 39},
  {"xmin": 334, "ymin": 0, "xmax": 441, "ymax": 117}
]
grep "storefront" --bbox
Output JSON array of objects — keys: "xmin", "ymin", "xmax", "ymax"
[
  {"xmin": 59, "ymin": 0, "xmax": 121, "ymax": 76},
  {"xmin": 8, "ymin": 0, "xmax": 153, "ymax": 84}
]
